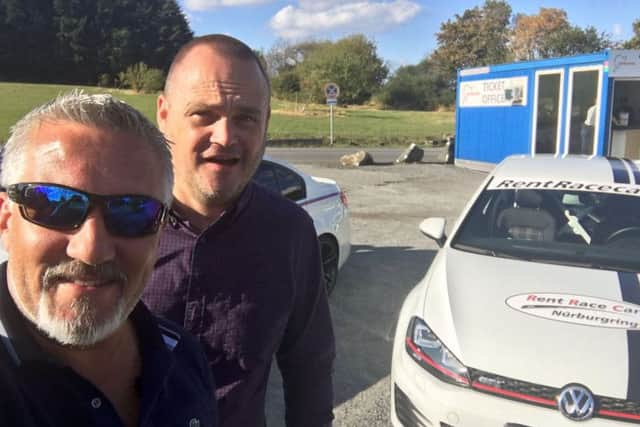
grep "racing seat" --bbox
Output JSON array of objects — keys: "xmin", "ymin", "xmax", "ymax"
[{"xmin": 496, "ymin": 190, "xmax": 556, "ymax": 241}]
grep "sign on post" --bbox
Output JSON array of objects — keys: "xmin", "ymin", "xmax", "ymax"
[
  {"xmin": 324, "ymin": 83, "xmax": 340, "ymax": 144},
  {"xmin": 324, "ymin": 83, "xmax": 340, "ymax": 104}
]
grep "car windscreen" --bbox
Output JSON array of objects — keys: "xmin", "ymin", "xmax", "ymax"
[{"xmin": 451, "ymin": 187, "xmax": 640, "ymax": 272}]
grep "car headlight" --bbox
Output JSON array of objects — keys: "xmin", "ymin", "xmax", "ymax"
[{"xmin": 405, "ymin": 316, "xmax": 470, "ymax": 387}]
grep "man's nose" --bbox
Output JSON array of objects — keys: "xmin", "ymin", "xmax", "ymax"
[
  {"xmin": 209, "ymin": 117, "xmax": 235, "ymax": 147},
  {"xmin": 65, "ymin": 212, "xmax": 116, "ymax": 266}
]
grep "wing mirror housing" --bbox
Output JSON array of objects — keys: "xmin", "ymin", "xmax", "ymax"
[{"xmin": 419, "ymin": 217, "xmax": 447, "ymax": 247}]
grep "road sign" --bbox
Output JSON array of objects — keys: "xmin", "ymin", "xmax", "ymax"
[
  {"xmin": 324, "ymin": 83, "xmax": 340, "ymax": 145},
  {"xmin": 324, "ymin": 82, "xmax": 340, "ymax": 105}
]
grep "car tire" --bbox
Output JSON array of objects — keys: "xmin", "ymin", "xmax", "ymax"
[{"xmin": 319, "ymin": 235, "xmax": 339, "ymax": 296}]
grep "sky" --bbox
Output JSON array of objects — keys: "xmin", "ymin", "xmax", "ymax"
[{"xmin": 179, "ymin": 0, "xmax": 639, "ymax": 70}]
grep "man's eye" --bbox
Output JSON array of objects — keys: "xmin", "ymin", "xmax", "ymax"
[
  {"xmin": 190, "ymin": 111, "xmax": 215, "ymax": 125},
  {"xmin": 235, "ymin": 114, "xmax": 258, "ymax": 124}
]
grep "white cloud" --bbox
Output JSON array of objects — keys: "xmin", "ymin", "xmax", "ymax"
[
  {"xmin": 270, "ymin": 0, "xmax": 421, "ymax": 39},
  {"xmin": 185, "ymin": 0, "xmax": 272, "ymax": 11},
  {"xmin": 613, "ymin": 23, "xmax": 623, "ymax": 37}
]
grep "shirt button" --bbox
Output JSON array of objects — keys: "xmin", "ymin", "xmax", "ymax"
[
  {"xmin": 189, "ymin": 418, "xmax": 200, "ymax": 427},
  {"xmin": 91, "ymin": 397, "xmax": 102, "ymax": 409}
]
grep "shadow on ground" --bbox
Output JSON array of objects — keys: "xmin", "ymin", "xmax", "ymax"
[{"xmin": 266, "ymin": 243, "xmax": 437, "ymax": 424}]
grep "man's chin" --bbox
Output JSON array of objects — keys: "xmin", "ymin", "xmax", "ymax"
[
  {"xmin": 35, "ymin": 299, "xmax": 128, "ymax": 347},
  {"xmin": 200, "ymin": 183, "xmax": 243, "ymax": 206}
]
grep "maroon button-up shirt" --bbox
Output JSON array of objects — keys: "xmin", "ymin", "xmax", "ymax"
[{"xmin": 142, "ymin": 182, "xmax": 335, "ymax": 427}]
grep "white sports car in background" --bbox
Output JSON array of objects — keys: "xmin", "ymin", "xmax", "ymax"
[
  {"xmin": 253, "ymin": 156, "xmax": 351, "ymax": 295},
  {"xmin": 391, "ymin": 155, "xmax": 640, "ymax": 426}
]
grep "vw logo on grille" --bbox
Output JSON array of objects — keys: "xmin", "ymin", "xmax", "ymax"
[{"xmin": 557, "ymin": 384, "xmax": 595, "ymax": 421}]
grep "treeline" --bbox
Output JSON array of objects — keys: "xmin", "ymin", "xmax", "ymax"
[
  {"xmin": 0, "ymin": 0, "xmax": 192, "ymax": 86},
  {"xmin": 2, "ymin": 0, "xmax": 640, "ymax": 110},
  {"xmin": 267, "ymin": 1, "xmax": 640, "ymax": 111}
]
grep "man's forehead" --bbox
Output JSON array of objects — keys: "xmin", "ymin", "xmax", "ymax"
[
  {"xmin": 171, "ymin": 47, "xmax": 268, "ymax": 101},
  {"xmin": 185, "ymin": 79, "xmax": 269, "ymax": 109},
  {"xmin": 19, "ymin": 123, "xmax": 164, "ymax": 197}
]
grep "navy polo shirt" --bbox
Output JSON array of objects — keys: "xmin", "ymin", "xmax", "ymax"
[{"xmin": 0, "ymin": 262, "xmax": 218, "ymax": 427}]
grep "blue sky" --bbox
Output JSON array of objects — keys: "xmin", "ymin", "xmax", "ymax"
[{"xmin": 179, "ymin": 0, "xmax": 639, "ymax": 70}]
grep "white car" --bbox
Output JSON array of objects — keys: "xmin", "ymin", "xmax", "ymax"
[
  {"xmin": 253, "ymin": 156, "xmax": 351, "ymax": 294},
  {"xmin": 391, "ymin": 155, "xmax": 640, "ymax": 426}
]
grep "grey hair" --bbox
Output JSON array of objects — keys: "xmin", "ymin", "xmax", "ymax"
[{"xmin": 1, "ymin": 90, "xmax": 173, "ymax": 204}]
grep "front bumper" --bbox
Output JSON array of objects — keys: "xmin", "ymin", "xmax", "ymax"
[{"xmin": 391, "ymin": 345, "xmax": 628, "ymax": 427}]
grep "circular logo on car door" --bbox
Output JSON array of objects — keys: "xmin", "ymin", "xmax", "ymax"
[{"xmin": 557, "ymin": 384, "xmax": 595, "ymax": 421}]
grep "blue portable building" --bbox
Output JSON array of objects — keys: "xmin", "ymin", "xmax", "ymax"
[{"xmin": 455, "ymin": 50, "xmax": 640, "ymax": 171}]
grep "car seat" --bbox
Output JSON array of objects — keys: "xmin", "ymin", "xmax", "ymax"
[{"xmin": 496, "ymin": 190, "xmax": 556, "ymax": 241}]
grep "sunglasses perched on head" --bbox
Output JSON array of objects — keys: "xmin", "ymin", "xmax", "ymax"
[{"xmin": 7, "ymin": 183, "xmax": 168, "ymax": 238}]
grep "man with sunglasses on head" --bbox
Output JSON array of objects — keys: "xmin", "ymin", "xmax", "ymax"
[
  {"xmin": 0, "ymin": 91, "xmax": 217, "ymax": 426},
  {"xmin": 142, "ymin": 35, "xmax": 335, "ymax": 427}
]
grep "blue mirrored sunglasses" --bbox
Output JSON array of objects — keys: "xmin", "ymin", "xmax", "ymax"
[{"xmin": 7, "ymin": 182, "xmax": 167, "ymax": 238}]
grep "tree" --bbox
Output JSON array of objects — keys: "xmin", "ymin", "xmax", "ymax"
[
  {"xmin": 272, "ymin": 71, "xmax": 301, "ymax": 100},
  {"xmin": 431, "ymin": 0, "xmax": 512, "ymax": 85},
  {"xmin": 295, "ymin": 35, "xmax": 388, "ymax": 105},
  {"xmin": 0, "ymin": 0, "xmax": 191, "ymax": 85},
  {"xmin": 623, "ymin": 19, "xmax": 640, "ymax": 49},
  {"xmin": 53, "ymin": 0, "xmax": 100, "ymax": 83},
  {"xmin": 511, "ymin": 8, "xmax": 611, "ymax": 60},
  {"xmin": 511, "ymin": 8, "xmax": 568, "ymax": 60},
  {"xmin": 0, "ymin": 0, "xmax": 55, "ymax": 82},
  {"xmin": 264, "ymin": 39, "xmax": 329, "ymax": 78},
  {"xmin": 141, "ymin": 0, "xmax": 193, "ymax": 71},
  {"xmin": 378, "ymin": 58, "xmax": 453, "ymax": 110},
  {"xmin": 541, "ymin": 25, "xmax": 611, "ymax": 57}
]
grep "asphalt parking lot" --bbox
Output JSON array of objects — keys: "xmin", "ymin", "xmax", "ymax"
[{"xmin": 265, "ymin": 158, "xmax": 488, "ymax": 426}]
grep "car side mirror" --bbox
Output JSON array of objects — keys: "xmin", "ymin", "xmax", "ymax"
[{"xmin": 419, "ymin": 217, "xmax": 447, "ymax": 247}]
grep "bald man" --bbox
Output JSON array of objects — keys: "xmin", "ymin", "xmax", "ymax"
[{"xmin": 142, "ymin": 34, "xmax": 335, "ymax": 427}]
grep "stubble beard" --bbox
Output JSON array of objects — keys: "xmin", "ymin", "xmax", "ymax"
[{"xmin": 196, "ymin": 147, "xmax": 265, "ymax": 209}]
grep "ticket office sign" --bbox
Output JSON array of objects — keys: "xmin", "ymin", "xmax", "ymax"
[{"xmin": 459, "ymin": 76, "xmax": 528, "ymax": 107}]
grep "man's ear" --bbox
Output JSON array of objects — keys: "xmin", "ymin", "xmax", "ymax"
[
  {"xmin": 157, "ymin": 93, "xmax": 168, "ymax": 133},
  {"xmin": 0, "ymin": 192, "xmax": 12, "ymax": 233},
  {"xmin": 0, "ymin": 192, "xmax": 13, "ymax": 253}
]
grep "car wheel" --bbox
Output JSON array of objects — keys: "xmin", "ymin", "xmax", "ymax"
[{"xmin": 319, "ymin": 236, "xmax": 339, "ymax": 295}]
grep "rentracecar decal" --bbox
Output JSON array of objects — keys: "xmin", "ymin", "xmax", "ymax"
[
  {"xmin": 488, "ymin": 179, "xmax": 640, "ymax": 195},
  {"xmin": 506, "ymin": 293, "xmax": 640, "ymax": 329}
]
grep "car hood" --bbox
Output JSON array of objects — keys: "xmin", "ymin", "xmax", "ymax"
[{"xmin": 420, "ymin": 247, "xmax": 640, "ymax": 399}]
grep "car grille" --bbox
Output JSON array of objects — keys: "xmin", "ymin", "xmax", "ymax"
[
  {"xmin": 394, "ymin": 383, "xmax": 430, "ymax": 427},
  {"xmin": 469, "ymin": 368, "xmax": 640, "ymax": 423}
]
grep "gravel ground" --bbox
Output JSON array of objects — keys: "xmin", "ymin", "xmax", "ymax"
[{"xmin": 266, "ymin": 160, "xmax": 488, "ymax": 426}]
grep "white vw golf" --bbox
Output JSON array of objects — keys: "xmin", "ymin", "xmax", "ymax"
[{"xmin": 391, "ymin": 155, "xmax": 640, "ymax": 426}]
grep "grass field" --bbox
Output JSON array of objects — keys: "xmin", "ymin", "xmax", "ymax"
[{"xmin": 0, "ymin": 82, "xmax": 455, "ymax": 146}]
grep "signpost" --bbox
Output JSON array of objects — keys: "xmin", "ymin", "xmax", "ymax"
[{"xmin": 324, "ymin": 83, "xmax": 340, "ymax": 145}]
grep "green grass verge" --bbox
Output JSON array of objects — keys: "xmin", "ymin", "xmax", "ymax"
[{"xmin": 0, "ymin": 82, "xmax": 455, "ymax": 146}]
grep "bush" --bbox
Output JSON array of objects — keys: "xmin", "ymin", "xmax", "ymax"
[
  {"xmin": 143, "ymin": 68, "xmax": 165, "ymax": 92},
  {"xmin": 272, "ymin": 71, "xmax": 301, "ymax": 99},
  {"xmin": 119, "ymin": 62, "xmax": 165, "ymax": 93},
  {"xmin": 97, "ymin": 73, "xmax": 112, "ymax": 87}
]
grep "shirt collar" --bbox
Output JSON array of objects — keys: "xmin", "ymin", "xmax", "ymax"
[{"xmin": 167, "ymin": 181, "xmax": 256, "ymax": 235}]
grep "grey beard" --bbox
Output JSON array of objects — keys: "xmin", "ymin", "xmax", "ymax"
[{"xmin": 35, "ymin": 291, "xmax": 128, "ymax": 347}]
